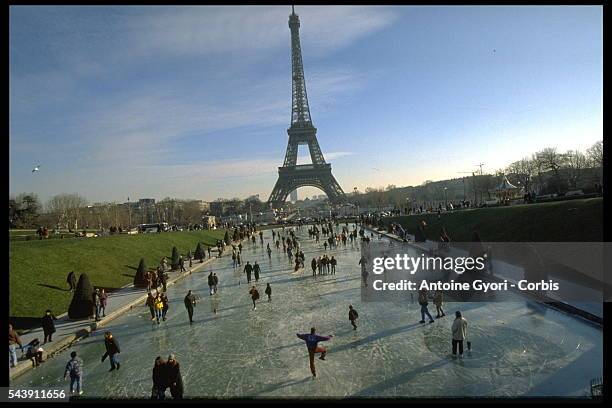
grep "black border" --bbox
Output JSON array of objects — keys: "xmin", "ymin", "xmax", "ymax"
[{"xmin": 5, "ymin": 1, "xmax": 608, "ymax": 405}]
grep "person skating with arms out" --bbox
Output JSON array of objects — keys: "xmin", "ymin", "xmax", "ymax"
[{"xmin": 296, "ymin": 327, "xmax": 333, "ymax": 378}]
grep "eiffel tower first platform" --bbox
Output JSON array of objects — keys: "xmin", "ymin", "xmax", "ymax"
[{"xmin": 268, "ymin": 7, "xmax": 346, "ymax": 208}]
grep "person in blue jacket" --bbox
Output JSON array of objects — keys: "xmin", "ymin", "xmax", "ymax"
[{"xmin": 296, "ymin": 327, "xmax": 333, "ymax": 378}]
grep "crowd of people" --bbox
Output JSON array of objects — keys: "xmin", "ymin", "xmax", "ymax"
[{"xmin": 10, "ymin": 217, "xmax": 474, "ymax": 397}]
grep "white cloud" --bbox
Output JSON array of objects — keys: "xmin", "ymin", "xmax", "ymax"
[{"xmin": 122, "ymin": 6, "xmax": 398, "ymax": 60}]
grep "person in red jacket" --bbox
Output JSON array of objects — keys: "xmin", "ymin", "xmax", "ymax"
[{"xmin": 296, "ymin": 327, "xmax": 333, "ymax": 378}]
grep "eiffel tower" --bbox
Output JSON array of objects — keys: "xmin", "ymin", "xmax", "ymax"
[{"xmin": 268, "ymin": 6, "xmax": 346, "ymax": 208}]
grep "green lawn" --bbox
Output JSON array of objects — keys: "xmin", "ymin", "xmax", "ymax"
[
  {"xmin": 9, "ymin": 229, "xmax": 227, "ymax": 323},
  {"xmin": 385, "ymin": 198, "xmax": 602, "ymax": 242}
]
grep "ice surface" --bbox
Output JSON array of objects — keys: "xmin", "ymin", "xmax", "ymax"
[{"xmin": 11, "ymin": 225, "xmax": 603, "ymax": 398}]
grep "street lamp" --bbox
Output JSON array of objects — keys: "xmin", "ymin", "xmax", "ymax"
[
  {"xmin": 127, "ymin": 197, "xmax": 132, "ymax": 229},
  {"xmin": 444, "ymin": 187, "xmax": 448, "ymax": 206}
]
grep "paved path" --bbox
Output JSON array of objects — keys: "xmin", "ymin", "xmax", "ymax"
[{"xmin": 9, "ymin": 251, "xmax": 222, "ymax": 381}]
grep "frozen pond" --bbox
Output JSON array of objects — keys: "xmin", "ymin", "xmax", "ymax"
[{"xmin": 11, "ymin": 224, "xmax": 603, "ymax": 398}]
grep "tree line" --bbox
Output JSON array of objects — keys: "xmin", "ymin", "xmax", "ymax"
[{"xmin": 347, "ymin": 141, "xmax": 603, "ymax": 209}]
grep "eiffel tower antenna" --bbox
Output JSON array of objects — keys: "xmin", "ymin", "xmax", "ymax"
[{"xmin": 268, "ymin": 6, "xmax": 346, "ymax": 208}]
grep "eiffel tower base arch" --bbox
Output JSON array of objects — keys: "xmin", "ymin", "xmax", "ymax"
[{"xmin": 268, "ymin": 164, "xmax": 345, "ymax": 208}]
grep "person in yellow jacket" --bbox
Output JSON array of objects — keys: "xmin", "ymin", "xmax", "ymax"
[{"xmin": 154, "ymin": 295, "xmax": 164, "ymax": 324}]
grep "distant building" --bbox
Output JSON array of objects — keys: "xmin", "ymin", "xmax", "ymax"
[
  {"xmin": 210, "ymin": 200, "xmax": 241, "ymax": 217},
  {"xmin": 139, "ymin": 198, "xmax": 155, "ymax": 207},
  {"xmin": 196, "ymin": 200, "xmax": 210, "ymax": 212}
]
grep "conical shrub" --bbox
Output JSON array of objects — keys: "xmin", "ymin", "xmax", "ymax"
[
  {"xmin": 224, "ymin": 231, "xmax": 230, "ymax": 245},
  {"xmin": 68, "ymin": 273, "xmax": 94, "ymax": 319},
  {"xmin": 194, "ymin": 242, "xmax": 205, "ymax": 263},
  {"xmin": 171, "ymin": 246, "xmax": 180, "ymax": 270},
  {"xmin": 133, "ymin": 258, "xmax": 148, "ymax": 287}
]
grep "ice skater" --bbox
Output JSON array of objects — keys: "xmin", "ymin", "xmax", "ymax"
[
  {"xmin": 451, "ymin": 311, "xmax": 468, "ymax": 358},
  {"xmin": 253, "ymin": 262, "xmax": 261, "ymax": 282},
  {"xmin": 101, "ymin": 331, "xmax": 121, "ymax": 371},
  {"xmin": 244, "ymin": 261, "xmax": 253, "ymax": 284},
  {"xmin": 418, "ymin": 288, "xmax": 435, "ymax": 324},
  {"xmin": 161, "ymin": 293, "xmax": 169, "ymax": 321},
  {"xmin": 296, "ymin": 327, "xmax": 333, "ymax": 378},
  {"xmin": 64, "ymin": 351, "xmax": 84, "ymax": 395},
  {"xmin": 433, "ymin": 290, "xmax": 445, "ymax": 318},
  {"xmin": 154, "ymin": 295, "xmax": 164, "ymax": 324},
  {"xmin": 349, "ymin": 305, "xmax": 359, "ymax": 330},
  {"xmin": 207, "ymin": 272, "xmax": 214, "ymax": 295},
  {"xmin": 184, "ymin": 290, "xmax": 196, "ymax": 324},
  {"xmin": 212, "ymin": 273, "xmax": 219, "ymax": 294},
  {"xmin": 146, "ymin": 292, "xmax": 156, "ymax": 320},
  {"xmin": 249, "ymin": 285, "xmax": 260, "ymax": 310},
  {"xmin": 265, "ymin": 283, "xmax": 272, "ymax": 302},
  {"xmin": 359, "ymin": 256, "xmax": 369, "ymax": 287}
]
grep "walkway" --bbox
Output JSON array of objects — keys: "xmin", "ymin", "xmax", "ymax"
[{"xmin": 9, "ymin": 251, "xmax": 221, "ymax": 381}]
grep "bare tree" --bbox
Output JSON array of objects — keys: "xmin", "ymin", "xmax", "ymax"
[
  {"xmin": 586, "ymin": 140, "xmax": 603, "ymax": 168},
  {"xmin": 565, "ymin": 150, "xmax": 588, "ymax": 189},
  {"xmin": 45, "ymin": 194, "xmax": 88, "ymax": 230},
  {"xmin": 506, "ymin": 157, "xmax": 537, "ymax": 191}
]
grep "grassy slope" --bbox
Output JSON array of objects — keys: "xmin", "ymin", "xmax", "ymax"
[
  {"xmin": 9, "ymin": 230, "xmax": 226, "ymax": 319},
  {"xmin": 385, "ymin": 198, "xmax": 602, "ymax": 242}
]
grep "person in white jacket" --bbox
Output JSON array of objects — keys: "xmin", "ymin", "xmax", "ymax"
[{"xmin": 451, "ymin": 311, "xmax": 468, "ymax": 358}]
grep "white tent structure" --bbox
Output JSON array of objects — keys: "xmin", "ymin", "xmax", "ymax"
[{"xmin": 495, "ymin": 175, "xmax": 523, "ymax": 203}]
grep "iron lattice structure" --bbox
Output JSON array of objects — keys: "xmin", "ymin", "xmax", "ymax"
[{"xmin": 268, "ymin": 7, "xmax": 346, "ymax": 208}]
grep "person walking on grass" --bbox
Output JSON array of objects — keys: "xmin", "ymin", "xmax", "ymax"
[
  {"xmin": 418, "ymin": 288, "xmax": 435, "ymax": 324},
  {"xmin": 64, "ymin": 351, "xmax": 84, "ymax": 395},
  {"xmin": 66, "ymin": 271, "xmax": 77, "ymax": 292},
  {"xmin": 296, "ymin": 327, "xmax": 333, "ymax": 378},
  {"xmin": 184, "ymin": 290, "xmax": 196, "ymax": 324},
  {"xmin": 101, "ymin": 331, "xmax": 120, "ymax": 371},
  {"xmin": 451, "ymin": 311, "xmax": 468, "ymax": 358},
  {"xmin": 41, "ymin": 309, "xmax": 57, "ymax": 343},
  {"xmin": 348, "ymin": 305, "xmax": 359, "ymax": 330}
]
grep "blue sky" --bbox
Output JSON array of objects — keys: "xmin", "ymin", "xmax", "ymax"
[{"xmin": 9, "ymin": 5, "xmax": 602, "ymax": 204}]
